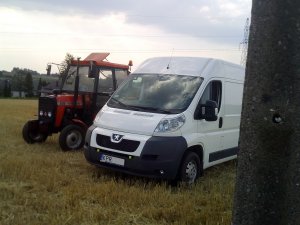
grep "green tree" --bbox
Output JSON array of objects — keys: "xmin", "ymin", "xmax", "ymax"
[
  {"xmin": 232, "ymin": 1, "xmax": 300, "ymax": 225},
  {"xmin": 60, "ymin": 53, "xmax": 74, "ymax": 76},
  {"xmin": 3, "ymin": 80, "xmax": 11, "ymax": 97},
  {"xmin": 41, "ymin": 80, "xmax": 49, "ymax": 87},
  {"xmin": 56, "ymin": 53, "xmax": 75, "ymax": 89},
  {"xmin": 24, "ymin": 73, "xmax": 34, "ymax": 97},
  {"xmin": 12, "ymin": 74, "xmax": 24, "ymax": 98},
  {"xmin": 37, "ymin": 78, "xmax": 42, "ymax": 96}
]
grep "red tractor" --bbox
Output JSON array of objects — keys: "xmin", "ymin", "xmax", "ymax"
[{"xmin": 22, "ymin": 53, "xmax": 131, "ymax": 151}]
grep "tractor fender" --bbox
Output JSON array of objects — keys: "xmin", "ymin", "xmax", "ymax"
[{"xmin": 70, "ymin": 119, "xmax": 88, "ymax": 130}]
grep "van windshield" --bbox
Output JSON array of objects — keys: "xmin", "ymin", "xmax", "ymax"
[{"xmin": 107, "ymin": 74, "xmax": 203, "ymax": 114}]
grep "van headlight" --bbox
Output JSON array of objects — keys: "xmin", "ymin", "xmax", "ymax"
[{"xmin": 154, "ymin": 114, "xmax": 186, "ymax": 133}]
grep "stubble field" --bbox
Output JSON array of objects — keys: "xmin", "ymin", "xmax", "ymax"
[{"xmin": 0, "ymin": 99, "xmax": 236, "ymax": 225}]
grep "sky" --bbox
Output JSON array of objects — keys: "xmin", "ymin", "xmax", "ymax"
[{"xmin": 0, "ymin": 0, "xmax": 252, "ymax": 74}]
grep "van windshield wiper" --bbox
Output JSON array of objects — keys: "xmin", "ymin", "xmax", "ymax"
[
  {"xmin": 110, "ymin": 99, "xmax": 173, "ymax": 113},
  {"xmin": 110, "ymin": 98, "xmax": 141, "ymax": 111},
  {"xmin": 110, "ymin": 97, "xmax": 128, "ymax": 108},
  {"xmin": 130, "ymin": 105, "xmax": 173, "ymax": 114}
]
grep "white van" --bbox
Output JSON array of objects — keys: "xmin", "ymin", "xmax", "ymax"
[{"xmin": 84, "ymin": 57, "xmax": 245, "ymax": 184}]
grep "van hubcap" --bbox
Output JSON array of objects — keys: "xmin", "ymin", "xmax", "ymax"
[{"xmin": 185, "ymin": 161, "xmax": 197, "ymax": 184}]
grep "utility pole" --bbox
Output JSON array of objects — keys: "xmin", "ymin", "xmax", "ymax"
[{"xmin": 233, "ymin": 1, "xmax": 300, "ymax": 225}]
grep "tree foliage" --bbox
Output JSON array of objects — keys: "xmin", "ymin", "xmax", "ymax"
[
  {"xmin": 12, "ymin": 73, "xmax": 24, "ymax": 98},
  {"xmin": 11, "ymin": 67, "xmax": 39, "ymax": 76},
  {"xmin": 3, "ymin": 80, "xmax": 11, "ymax": 97},
  {"xmin": 37, "ymin": 78, "xmax": 42, "ymax": 91},
  {"xmin": 60, "ymin": 53, "xmax": 74, "ymax": 76},
  {"xmin": 11, "ymin": 68, "xmax": 35, "ymax": 97},
  {"xmin": 24, "ymin": 73, "xmax": 34, "ymax": 97}
]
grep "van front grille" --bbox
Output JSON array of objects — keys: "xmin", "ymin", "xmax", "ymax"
[{"xmin": 96, "ymin": 134, "xmax": 140, "ymax": 152}]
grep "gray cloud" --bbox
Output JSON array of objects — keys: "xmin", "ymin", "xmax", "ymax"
[{"xmin": 1, "ymin": 0, "xmax": 251, "ymax": 45}]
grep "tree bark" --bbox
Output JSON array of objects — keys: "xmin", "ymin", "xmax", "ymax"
[{"xmin": 232, "ymin": 1, "xmax": 300, "ymax": 225}]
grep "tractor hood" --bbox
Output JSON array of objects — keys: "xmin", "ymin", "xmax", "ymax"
[{"xmin": 94, "ymin": 105, "xmax": 166, "ymax": 136}]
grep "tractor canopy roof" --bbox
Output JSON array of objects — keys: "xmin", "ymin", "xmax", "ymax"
[{"xmin": 71, "ymin": 53, "xmax": 129, "ymax": 70}]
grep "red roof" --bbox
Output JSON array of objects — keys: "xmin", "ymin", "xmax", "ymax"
[
  {"xmin": 84, "ymin": 53, "xmax": 110, "ymax": 62},
  {"xmin": 71, "ymin": 53, "xmax": 129, "ymax": 70}
]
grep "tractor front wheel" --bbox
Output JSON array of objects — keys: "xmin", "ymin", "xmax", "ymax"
[
  {"xmin": 22, "ymin": 121, "xmax": 48, "ymax": 144},
  {"xmin": 59, "ymin": 124, "xmax": 85, "ymax": 151}
]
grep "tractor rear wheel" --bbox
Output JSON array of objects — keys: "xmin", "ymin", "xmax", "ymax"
[
  {"xmin": 22, "ymin": 121, "xmax": 48, "ymax": 144},
  {"xmin": 59, "ymin": 124, "xmax": 85, "ymax": 151}
]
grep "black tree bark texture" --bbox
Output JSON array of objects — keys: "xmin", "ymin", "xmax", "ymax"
[{"xmin": 232, "ymin": 1, "xmax": 300, "ymax": 225}]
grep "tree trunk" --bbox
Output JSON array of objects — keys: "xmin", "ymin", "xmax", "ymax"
[{"xmin": 232, "ymin": 1, "xmax": 300, "ymax": 225}]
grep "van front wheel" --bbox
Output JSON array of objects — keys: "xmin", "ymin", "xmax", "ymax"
[{"xmin": 178, "ymin": 152, "xmax": 202, "ymax": 185}]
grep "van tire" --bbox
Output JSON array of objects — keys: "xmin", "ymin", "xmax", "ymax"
[
  {"xmin": 59, "ymin": 124, "xmax": 84, "ymax": 151},
  {"xmin": 178, "ymin": 152, "xmax": 202, "ymax": 185}
]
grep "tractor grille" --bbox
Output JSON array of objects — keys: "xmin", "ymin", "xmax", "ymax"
[
  {"xmin": 38, "ymin": 96, "xmax": 57, "ymax": 122},
  {"xmin": 96, "ymin": 134, "xmax": 140, "ymax": 152}
]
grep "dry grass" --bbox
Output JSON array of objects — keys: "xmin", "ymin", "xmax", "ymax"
[{"xmin": 0, "ymin": 99, "xmax": 236, "ymax": 225}]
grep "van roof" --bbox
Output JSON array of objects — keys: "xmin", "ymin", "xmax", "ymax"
[{"xmin": 133, "ymin": 57, "xmax": 244, "ymax": 79}]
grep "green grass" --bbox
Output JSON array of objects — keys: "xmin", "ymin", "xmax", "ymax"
[{"xmin": 0, "ymin": 99, "xmax": 236, "ymax": 225}]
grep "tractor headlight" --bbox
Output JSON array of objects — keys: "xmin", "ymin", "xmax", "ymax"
[
  {"xmin": 39, "ymin": 110, "xmax": 43, "ymax": 116},
  {"xmin": 48, "ymin": 112, "xmax": 52, "ymax": 117},
  {"xmin": 154, "ymin": 114, "xmax": 186, "ymax": 133}
]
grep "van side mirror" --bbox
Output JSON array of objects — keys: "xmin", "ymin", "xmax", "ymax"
[
  {"xmin": 88, "ymin": 61, "xmax": 97, "ymax": 78},
  {"xmin": 199, "ymin": 100, "xmax": 218, "ymax": 121}
]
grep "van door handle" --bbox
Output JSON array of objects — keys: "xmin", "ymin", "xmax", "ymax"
[{"xmin": 219, "ymin": 117, "xmax": 223, "ymax": 128}]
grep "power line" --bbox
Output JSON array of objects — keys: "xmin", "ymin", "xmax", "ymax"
[
  {"xmin": 0, "ymin": 31, "xmax": 241, "ymax": 39},
  {"xmin": 0, "ymin": 48, "xmax": 242, "ymax": 53}
]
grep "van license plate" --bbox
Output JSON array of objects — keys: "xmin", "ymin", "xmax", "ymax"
[{"xmin": 100, "ymin": 154, "xmax": 125, "ymax": 166}]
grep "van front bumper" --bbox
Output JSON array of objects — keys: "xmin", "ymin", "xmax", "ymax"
[{"xmin": 84, "ymin": 128, "xmax": 187, "ymax": 180}]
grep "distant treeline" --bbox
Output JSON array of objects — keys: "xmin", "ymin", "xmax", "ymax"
[{"xmin": 0, "ymin": 68, "xmax": 60, "ymax": 98}]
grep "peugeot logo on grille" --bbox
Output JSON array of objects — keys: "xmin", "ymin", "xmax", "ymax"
[{"xmin": 111, "ymin": 134, "xmax": 124, "ymax": 143}]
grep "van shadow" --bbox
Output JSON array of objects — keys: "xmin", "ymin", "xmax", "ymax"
[{"xmin": 88, "ymin": 159, "xmax": 237, "ymax": 190}]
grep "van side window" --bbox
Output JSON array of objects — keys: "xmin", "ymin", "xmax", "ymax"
[{"xmin": 199, "ymin": 80, "xmax": 222, "ymax": 111}]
